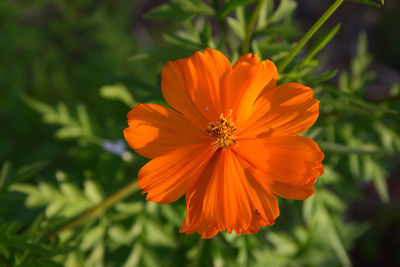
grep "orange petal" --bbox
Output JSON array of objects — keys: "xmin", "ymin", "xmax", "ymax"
[
  {"xmin": 235, "ymin": 155, "xmax": 280, "ymax": 234},
  {"xmin": 233, "ymin": 53, "xmax": 261, "ymax": 67},
  {"xmin": 203, "ymin": 150, "xmax": 253, "ymax": 233},
  {"xmin": 238, "ymin": 82, "xmax": 319, "ymax": 139},
  {"xmin": 180, "ymin": 191, "xmax": 219, "ymax": 238},
  {"xmin": 162, "ymin": 48, "xmax": 232, "ymax": 125},
  {"xmin": 124, "ymin": 104, "xmax": 209, "ymax": 159},
  {"xmin": 230, "ymin": 59, "xmax": 278, "ymax": 127},
  {"xmin": 138, "ymin": 143, "xmax": 215, "ymax": 204},
  {"xmin": 181, "ymin": 150, "xmax": 252, "ymax": 234},
  {"xmin": 180, "ymin": 150, "xmax": 280, "ymax": 238},
  {"xmin": 233, "ymin": 136, "xmax": 324, "ymax": 186},
  {"xmin": 270, "ymin": 180, "xmax": 316, "ymax": 200}
]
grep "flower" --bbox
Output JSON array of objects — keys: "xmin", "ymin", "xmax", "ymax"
[{"xmin": 124, "ymin": 48, "xmax": 324, "ymax": 238}]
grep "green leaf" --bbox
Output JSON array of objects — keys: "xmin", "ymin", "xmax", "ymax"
[
  {"xmin": 145, "ymin": 220, "xmax": 176, "ymax": 248},
  {"xmin": 255, "ymin": 0, "xmax": 269, "ymax": 30},
  {"xmin": 303, "ymin": 195, "xmax": 315, "ymax": 223},
  {"xmin": 319, "ymin": 141, "xmax": 388, "ymax": 155},
  {"xmin": 144, "ymin": 0, "xmax": 214, "ymax": 20},
  {"xmin": 77, "ymin": 104, "xmax": 92, "ymax": 135},
  {"xmin": 128, "ymin": 53, "xmax": 149, "ymax": 62},
  {"xmin": 278, "ymin": 0, "xmax": 344, "ymax": 72},
  {"xmin": 348, "ymin": 95, "xmax": 396, "ymax": 114},
  {"xmin": 163, "ymin": 32, "xmax": 205, "ymax": 49},
  {"xmin": 266, "ymin": 232, "xmax": 297, "ymax": 255},
  {"xmin": 99, "ymin": 84, "xmax": 137, "ymax": 108},
  {"xmin": 319, "ymin": 190, "xmax": 345, "ymax": 211},
  {"xmin": 318, "ymin": 165, "xmax": 341, "ymax": 184},
  {"xmin": 200, "ymin": 22, "xmax": 212, "ymax": 46},
  {"xmin": 346, "ymin": 0, "xmax": 382, "ymax": 8},
  {"xmin": 80, "ymin": 224, "xmax": 105, "ymax": 251},
  {"xmin": 254, "ymin": 24, "xmax": 301, "ymax": 39},
  {"xmin": 55, "ymin": 126, "xmax": 84, "ymax": 139},
  {"xmin": 327, "ymin": 220, "xmax": 352, "ymax": 267},
  {"xmin": 326, "ymin": 86, "xmax": 398, "ymax": 114},
  {"xmin": 269, "ymin": 0, "xmax": 297, "ymax": 24},
  {"xmin": 220, "ymin": 0, "xmax": 258, "ymax": 18},
  {"xmin": 114, "ymin": 202, "xmax": 144, "ymax": 216},
  {"xmin": 160, "ymin": 205, "xmax": 182, "ymax": 227},
  {"xmin": 300, "ymin": 24, "xmax": 341, "ymax": 67},
  {"xmin": 312, "ymin": 205, "xmax": 352, "ymax": 267},
  {"xmin": 373, "ymin": 172, "xmax": 389, "ymax": 203},
  {"xmin": 83, "ymin": 180, "xmax": 103, "ymax": 204},
  {"xmin": 388, "ymin": 82, "xmax": 399, "ymax": 97},
  {"xmin": 0, "ymin": 161, "xmax": 12, "ymax": 191},
  {"xmin": 362, "ymin": 156, "xmax": 389, "ymax": 203},
  {"xmin": 227, "ymin": 17, "xmax": 246, "ymax": 40},
  {"xmin": 22, "ymin": 95, "xmax": 100, "ymax": 142},
  {"xmin": 15, "ymin": 160, "xmax": 49, "ymax": 183},
  {"xmin": 374, "ymin": 122, "xmax": 400, "ymax": 152},
  {"xmin": 309, "ymin": 69, "xmax": 338, "ymax": 83},
  {"xmin": 123, "ymin": 242, "xmax": 143, "ymax": 267},
  {"xmin": 11, "ymin": 178, "xmax": 94, "ymax": 218},
  {"xmin": 56, "ymin": 103, "xmax": 71, "ymax": 125},
  {"xmin": 108, "ymin": 225, "xmax": 132, "ymax": 245},
  {"xmin": 21, "ymin": 94, "xmax": 54, "ymax": 117},
  {"xmin": 349, "ymin": 154, "xmax": 361, "ymax": 177}
]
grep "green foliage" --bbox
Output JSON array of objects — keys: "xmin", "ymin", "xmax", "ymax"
[
  {"xmin": 22, "ymin": 95, "xmax": 99, "ymax": 143},
  {"xmin": 0, "ymin": 0, "xmax": 398, "ymax": 266},
  {"xmin": 144, "ymin": 0, "xmax": 214, "ymax": 20},
  {"xmin": 0, "ymin": 162, "xmax": 64, "ymax": 266},
  {"xmin": 219, "ymin": 0, "xmax": 259, "ymax": 18},
  {"xmin": 99, "ymin": 84, "xmax": 137, "ymax": 108},
  {"xmin": 347, "ymin": 0, "xmax": 384, "ymax": 8}
]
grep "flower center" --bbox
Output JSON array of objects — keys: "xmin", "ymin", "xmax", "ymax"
[{"xmin": 207, "ymin": 111, "xmax": 237, "ymax": 149}]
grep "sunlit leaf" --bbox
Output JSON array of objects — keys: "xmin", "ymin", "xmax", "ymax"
[
  {"xmin": 99, "ymin": 84, "xmax": 137, "ymax": 108},
  {"xmin": 145, "ymin": 220, "xmax": 176, "ymax": 248},
  {"xmin": 227, "ymin": 17, "xmax": 246, "ymax": 40},
  {"xmin": 269, "ymin": 0, "xmax": 297, "ymax": 24},
  {"xmin": 327, "ymin": 218, "xmax": 352, "ymax": 267}
]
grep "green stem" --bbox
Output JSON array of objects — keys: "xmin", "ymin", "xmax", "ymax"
[
  {"xmin": 278, "ymin": 0, "xmax": 344, "ymax": 72},
  {"xmin": 242, "ymin": 0, "xmax": 267, "ymax": 54},
  {"xmin": 48, "ymin": 181, "xmax": 139, "ymax": 238}
]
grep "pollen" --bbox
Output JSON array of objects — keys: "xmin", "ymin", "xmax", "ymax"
[{"xmin": 207, "ymin": 111, "xmax": 237, "ymax": 149}]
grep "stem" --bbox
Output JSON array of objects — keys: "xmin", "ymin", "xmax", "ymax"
[
  {"xmin": 242, "ymin": 0, "xmax": 267, "ymax": 54},
  {"xmin": 278, "ymin": 0, "xmax": 344, "ymax": 72},
  {"xmin": 48, "ymin": 181, "xmax": 139, "ymax": 238}
]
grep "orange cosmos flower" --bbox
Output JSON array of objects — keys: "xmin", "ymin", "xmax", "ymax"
[{"xmin": 124, "ymin": 48, "xmax": 324, "ymax": 238}]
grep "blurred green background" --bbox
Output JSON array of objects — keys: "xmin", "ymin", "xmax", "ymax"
[{"xmin": 0, "ymin": 0, "xmax": 399, "ymax": 266}]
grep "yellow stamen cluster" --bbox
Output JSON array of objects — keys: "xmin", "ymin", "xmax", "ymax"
[{"xmin": 207, "ymin": 112, "xmax": 237, "ymax": 149}]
